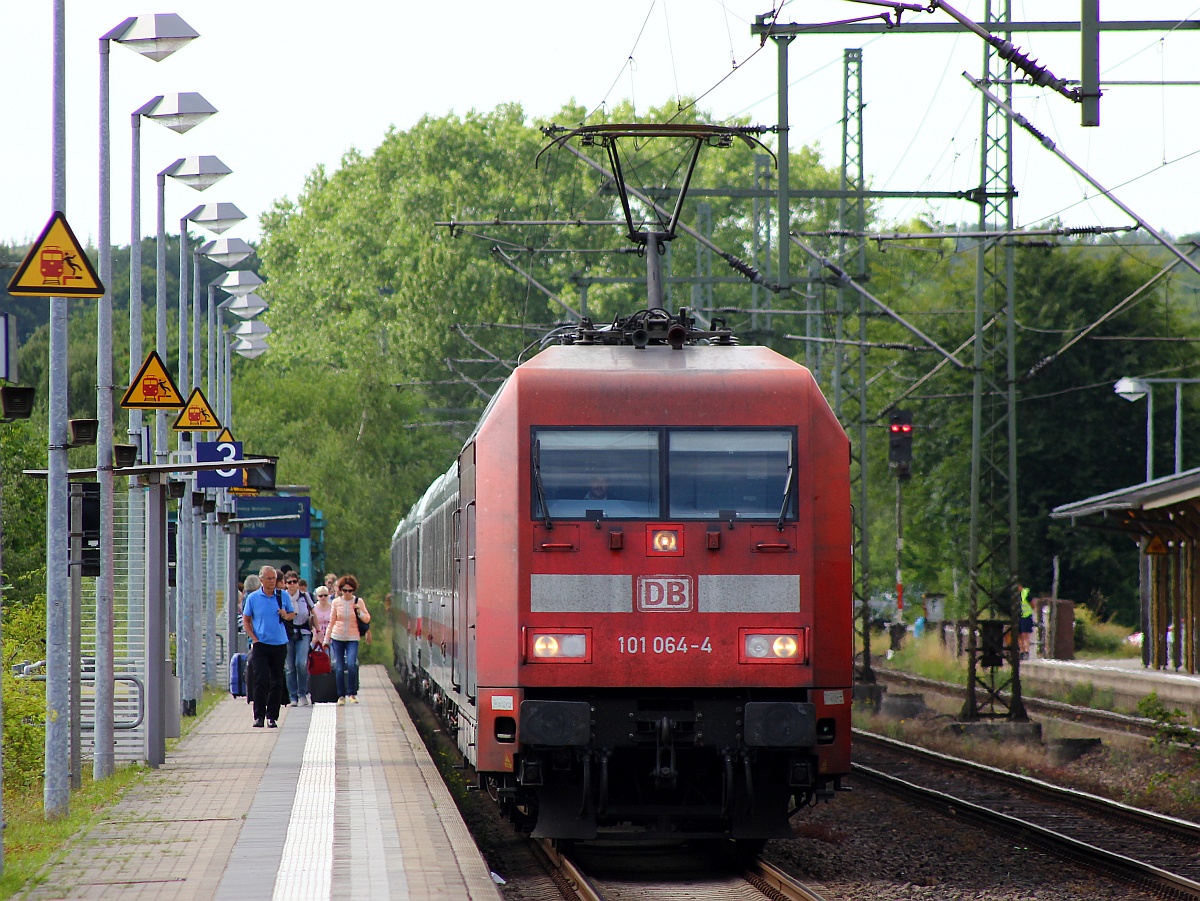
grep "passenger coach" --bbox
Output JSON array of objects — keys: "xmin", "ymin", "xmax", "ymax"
[{"xmin": 392, "ymin": 313, "xmax": 852, "ymax": 842}]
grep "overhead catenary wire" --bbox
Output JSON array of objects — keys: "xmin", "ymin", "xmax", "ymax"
[
  {"xmin": 1024, "ymin": 247, "xmax": 1200, "ymax": 379},
  {"xmin": 490, "ymin": 247, "xmax": 582, "ymax": 321},
  {"xmin": 964, "ymin": 73, "xmax": 1200, "ymax": 283},
  {"xmin": 788, "ymin": 233, "xmax": 967, "ymax": 369}
]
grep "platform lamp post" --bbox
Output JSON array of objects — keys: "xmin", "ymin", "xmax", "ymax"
[
  {"xmin": 98, "ymin": 15, "xmax": 201, "ymax": 783},
  {"xmin": 176, "ymin": 201, "xmax": 244, "ymax": 715},
  {"xmin": 130, "ymin": 102, "xmax": 215, "ymax": 772},
  {"xmin": 199, "ymin": 239, "xmax": 253, "ymax": 687},
  {"xmin": 216, "ymin": 288, "xmax": 269, "ymax": 655},
  {"xmin": 1114, "ymin": 376, "xmax": 1200, "ymax": 481},
  {"xmin": 144, "ymin": 153, "xmax": 227, "ymax": 761},
  {"xmin": 156, "ymin": 156, "xmax": 229, "ymax": 464}
]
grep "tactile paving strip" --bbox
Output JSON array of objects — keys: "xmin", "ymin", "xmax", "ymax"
[{"xmin": 272, "ymin": 705, "xmax": 337, "ymax": 901}]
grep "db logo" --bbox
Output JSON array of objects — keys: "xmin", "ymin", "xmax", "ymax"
[{"xmin": 637, "ymin": 576, "xmax": 693, "ymax": 612}]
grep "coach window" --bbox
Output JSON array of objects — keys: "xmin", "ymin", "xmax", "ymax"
[
  {"xmin": 668, "ymin": 429, "xmax": 795, "ymax": 520},
  {"xmin": 532, "ymin": 429, "xmax": 660, "ymax": 519}
]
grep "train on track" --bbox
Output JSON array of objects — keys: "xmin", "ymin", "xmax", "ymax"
[{"xmin": 390, "ymin": 308, "xmax": 852, "ymax": 843}]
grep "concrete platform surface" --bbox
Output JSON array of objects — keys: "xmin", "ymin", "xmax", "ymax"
[
  {"xmin": 13, "ymin": 666, "xmax": 502, "ymax": 901},
  {"xmin": 1022, "ymin": 657, "xmax": 1200, "ymax": 718}
]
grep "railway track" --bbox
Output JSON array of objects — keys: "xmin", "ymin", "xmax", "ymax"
[
  {"xmin": 534, "ymin": 838, "xmax": 828, "ymax": 901},
  {"xmin": 853, "ymin": 730, "xmax": 1200, "ymax": 899},
  {"xmin": 875, "ymin": 669, "xmax": 1200, "ymax": 742}
]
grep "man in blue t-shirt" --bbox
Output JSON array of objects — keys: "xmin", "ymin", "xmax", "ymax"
[{"xmin": 241, "ymin": 565, "xmax": 294, "ymax": 728}]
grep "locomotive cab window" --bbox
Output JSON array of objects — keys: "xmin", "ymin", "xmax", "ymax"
[
  {"xmin": 533, "ymin": 429, "xmax": 660, "ymax": 520},
  {"xmin": 668, "ymin": 429, "xmax": 795, "ymax": 520}
]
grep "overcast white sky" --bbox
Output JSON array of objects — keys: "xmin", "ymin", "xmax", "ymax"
[{"xmin": 3, "ymin": 1, "xmax": 1200, "ymax": 252}]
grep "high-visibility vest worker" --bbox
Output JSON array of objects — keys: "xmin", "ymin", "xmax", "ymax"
[{"xmin": 1020, "ymin": 586, "xmax": 1032, "ymax": 619}]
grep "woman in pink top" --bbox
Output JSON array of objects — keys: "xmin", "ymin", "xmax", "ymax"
[
  {"xmin": 311, "ymin": 586, "xmax": 333, "ymax": 645},
  {"xmin": 321, "ymin": 575, "xmax": 370, "ymax": 704}
]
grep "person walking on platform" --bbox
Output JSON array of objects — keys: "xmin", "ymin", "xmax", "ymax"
[
  {"xmin": 311, "ymin": 584, "xmax": 332, "ymax": 641},
  {"xmin": 242, "ymin": 565, "xmax": 294, "ymax": 728},
  {"xmin": 322, "ymin": 575, "xmax": 370, "ymax": 705},
  {"xmin": 283, "ymin": 571, "xmax": 315, "ymax": 706}
]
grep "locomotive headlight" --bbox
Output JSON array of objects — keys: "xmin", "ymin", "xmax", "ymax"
[
  {"xmin": 772, "ymin": 635, "xmax": 798, "ymax": 658},
  {"xmin": 533, "ymin": 635, "xmax": 560, "ymax": 657},
  {"xmin": 652, "ymin": 530, "xmax": 678, "ymax": 552},
  {"xmin": 746, "ymin": 635, "xmax": 772, "ymax": 658},
  {"xmin": 740, "ymin": 630, "xmax": 805, "ymax": 663},
  {"xmin": 646, "ymin": 525, "xmax": 684, "ymax": 556},
  {"xmin": 528, "ymin": 630, "xmax": 590, "ymax": 662}
]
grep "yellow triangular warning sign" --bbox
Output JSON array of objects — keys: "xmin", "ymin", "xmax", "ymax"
[
  {"xmin": 172, "ymin": 387, "xmax": 222, "ymax": 433},
  {"xmin": 121, "ymin": 351, "xmax": 184, "ymax": 409},
  {"xmin": 7, "ymin": 211, "xmax": 104, "ymax": 298},
  {"xmin": 214, "ymin": 428, "xmax": 235, "ymax": 443},
  {"xmin": 1145, "ymin": 535, "xmax": 1169, "ymax": 556}
]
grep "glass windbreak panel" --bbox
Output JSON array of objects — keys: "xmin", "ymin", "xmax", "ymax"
[
  {"xmin": 533, "ymin": 429, "xmax": 660, "ymax": 519},
  {"xmin": 668, "ymin": 430, "xmax": 794, "ymax": 519}
]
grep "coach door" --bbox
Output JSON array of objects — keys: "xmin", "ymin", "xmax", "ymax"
[{"xmin": 465, "ymin": 501, "xmax": 478, "ymax": 701}]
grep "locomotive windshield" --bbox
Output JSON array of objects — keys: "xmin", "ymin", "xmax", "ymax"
[
  {"xmin": 668, "ymin": 430, "xmax": 794, "ymax": 519},
  {"xmin": 532, "ymin": 429, "xmax": 661, "ymax": 519},
  {"xmin": 531, "ymin": 427, "xmax": 796, "ymax": 521}
]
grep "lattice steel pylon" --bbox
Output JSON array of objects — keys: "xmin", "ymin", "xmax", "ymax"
[
  {"xmin": 833, "ymin": 49, "xmax": 875, "ymax": 684},
  {"xmin": 963, "ymin": 0, "xmax": 1026, "ymax": 721}
]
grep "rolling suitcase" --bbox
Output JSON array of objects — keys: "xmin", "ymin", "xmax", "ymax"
[
  {"xmin": 309, "ymin": 671, "xmax": 338, "ymax": 704},
  {"xmin": 244, "ymin": 652, "xmax": 258, "ymax": 705},
  {"xmin": 228, "ymin": 652, "xmax": 248, "ymax": 697}
]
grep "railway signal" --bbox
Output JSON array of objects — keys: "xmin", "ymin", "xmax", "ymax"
[{"xmin": 888, "ymin": 409, "xmax": 913, "ymax": 479}]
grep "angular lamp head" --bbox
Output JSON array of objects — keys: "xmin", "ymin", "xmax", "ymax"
[
  {"xmin": 163, "ymin": 156, "xmax": 231, "ymax": 191},
  {"xmin": 221, "ymin": 293, "xmax": 269, "ymax": 319},
  {"xmin": 233, "ymin": 319, "xmax": 271, "ymax": 340},
  {"xmin": 108, "ymin": 14, "xmax": 199, "ymax": 62},
  {"xmin": 232, "ymin": 337, "xmax": 269, "ymax": 359},
  {"xmin": 200, "ymin": 238, "xmax": 254, "ymax": 268},
  {"xmin": 185, "ymin": 202, "xmax": 246, "ymax": 235},
  {"xmin": 214, "ymin": 270, "xmax": 264, "ymax": 298},
  {"xmin": 1114, "ymin": 377, "xmax": 1150, "ymax": 402},
  {"xmin": 144, "ymin": 92, "xmax": 216, "ymax": 134}
]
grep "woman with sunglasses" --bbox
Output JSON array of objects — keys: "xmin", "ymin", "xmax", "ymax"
[{"xmin": 321, "ymin": 575, "xmax": 370, "ymax": 705}]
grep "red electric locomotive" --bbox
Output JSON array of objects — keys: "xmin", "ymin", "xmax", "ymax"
[{"xmin": 391, "ymin": 310, "xmax": 852, "ymax": 843}]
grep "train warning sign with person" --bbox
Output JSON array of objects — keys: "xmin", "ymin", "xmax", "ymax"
[{"xmin": 6, "ymin": 211, "xmax": 104, "ymax": 297}]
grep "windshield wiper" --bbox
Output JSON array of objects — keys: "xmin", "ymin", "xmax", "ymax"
[
  {"xmin": 533, "ymin": 439, "xmax": 553, "ymax": 530},
  {"xmin": 776, "ymin": 448, "xmax": 794, "ymax": 532}
]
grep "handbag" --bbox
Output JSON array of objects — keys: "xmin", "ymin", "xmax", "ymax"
[
  {"xmin": 307, "ymin": 644, "xmax": 331, "ymax": 675},
  {"xmin": 354, "ymin": 598, "xmax": 371, "ymax": 637}
]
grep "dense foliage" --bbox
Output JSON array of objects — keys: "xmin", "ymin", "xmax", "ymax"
[{"xmin": 4, "ymin": 97, "xmax": 1199, "ymax": 646}]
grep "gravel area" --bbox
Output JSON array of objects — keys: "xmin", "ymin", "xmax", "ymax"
[
  {"xmin": 395, "ymin": 676, "xmax": 1195, "ymax": 900},
  {"xmin": 767, "ymin": 782, "xmax": 1163, "ymax": 901}
]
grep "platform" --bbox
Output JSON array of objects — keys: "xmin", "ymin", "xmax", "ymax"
[
  {"xmin": 1022, "ymin": 656, "xmax": 1200, "ymax": 719},
  {"xmin": 14, "ymin": 666, "xmax": 502, "ymax": 901}
]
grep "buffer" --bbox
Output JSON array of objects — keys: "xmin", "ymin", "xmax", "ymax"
[
  {"xmin": 7, "ymin": 211, "xmax": 104, "ymax": 298},
  {"xmin": 121, "ymin": 351, "xmax": 184, "ymax": 409},
  {"xmin": 173, "ymin": 387, "xmax": 221, "ymax": 433}
]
